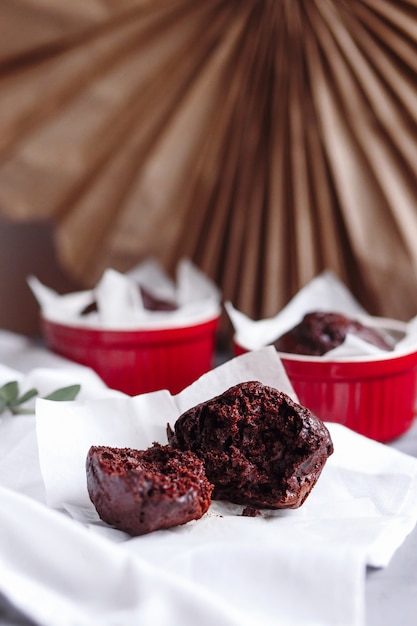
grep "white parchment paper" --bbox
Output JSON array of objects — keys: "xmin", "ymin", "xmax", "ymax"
[
  {"xmin": 28, "ymin": 258, "xmax": 221, "ymax": 329},
  {"xmin": 226, "ymin": 270, "xmax": 417, "ymax": 357}
]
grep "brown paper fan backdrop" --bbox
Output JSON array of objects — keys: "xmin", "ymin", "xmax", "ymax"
[{"xmin": 1, "ymin": 0, "xmax": 417, "ymax": 323}]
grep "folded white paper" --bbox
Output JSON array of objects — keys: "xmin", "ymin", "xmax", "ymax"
[
  {"xmin": 226, "ymin": 270, "xmax": 417, "ymax": 357},
  {"xmin": 28, "ymin": 258, "xmax": 221, "ymax": 329}
]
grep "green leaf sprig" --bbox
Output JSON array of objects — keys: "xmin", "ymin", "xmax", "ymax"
[{"xmin": 0, "ymin": 380, "xmax": 81, "ymax": 415}]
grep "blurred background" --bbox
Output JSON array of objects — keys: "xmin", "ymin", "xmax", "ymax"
[{"xmin": 1, "ymin": 0, "xmax": 417, "ymax": 337}]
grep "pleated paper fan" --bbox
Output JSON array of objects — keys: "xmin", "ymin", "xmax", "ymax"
[{"xmin": 0, "ymin": 0, "xmax": 417, "ymax": 323}]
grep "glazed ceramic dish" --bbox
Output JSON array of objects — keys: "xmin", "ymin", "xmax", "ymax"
[
  {"xmin": 43, "ymin": 309, "xmax": 220, "ymax": 396},
  {"xmin": 234, "ymin": 317, "xmax": 417, "ymax": 442}
]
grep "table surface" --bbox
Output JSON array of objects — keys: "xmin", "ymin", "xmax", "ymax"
[
  {"xmin": 0, "ymin": 345, "xmax": 417, "ymax": 625},
  {"xmin": 366, "ymin": 417, "xmax": 417, "ymax": 626}
]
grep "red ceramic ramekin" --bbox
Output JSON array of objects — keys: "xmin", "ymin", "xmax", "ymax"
[
  {"xmin": 234, "ymin": 317, "xmax": 417, "ymax": 442},
  {"xmin": 42, "ymin": 311, "xmax": 220, "ymax": 396}
]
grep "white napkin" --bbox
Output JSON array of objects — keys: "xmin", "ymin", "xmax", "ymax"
[
  {"xmin": 1, "ymin": 337, "xmax": 417, "ymax": 626},
  {"xmin": 0, "ymin": 485, "xmax": 246, "ymax": 626},
  {"xmin": 225, "ymin": 270, "xmax": 417, "ymax": 357},
  {"xmin": 20, "ymin": 346, "xmax": 417, "ymax": 626},
  {"xmin": 28, "ymin": 258, "xmax": 221, "ymax": 329}
]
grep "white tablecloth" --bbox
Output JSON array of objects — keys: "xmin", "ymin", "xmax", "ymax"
[{"xmin": 1, "ymin": 331, "xmax": 417, "ymax": 626}]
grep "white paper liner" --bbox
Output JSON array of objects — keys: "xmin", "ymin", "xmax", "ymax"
[
  {"xmin": 226, "ymin": 270, "xmax": 417, "ymax": 358},
  {"xmin": 28, "ymin": 258, "xmax": 221, "ymax": 330}
]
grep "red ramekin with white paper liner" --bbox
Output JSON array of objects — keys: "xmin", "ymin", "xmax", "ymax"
[
  {"xmin": 32, "ymin": 260, "xmax": 221, "ymax": 395},
  {"xmin": 233, "ymin": 315, "xmax": 417, "ymax": 443}
]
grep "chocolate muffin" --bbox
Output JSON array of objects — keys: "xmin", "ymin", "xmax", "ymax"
[
  {"xmin": 86, "ymin": 443, "xmax": 213, "ymax": 536},
  {"xmin": 81, "ymin": 285, "xmax": 177, "ymax": 316},
  {"xmin": 167, "ymin": 381, "xmax": 333, "ymax": 509},
  {"xmin": 139, "ymin": 286, "xmax": 178, "ymax": 311},
  {"xmin": 273, "ymin": 311, "xmax": 394, "ymax": 356}
]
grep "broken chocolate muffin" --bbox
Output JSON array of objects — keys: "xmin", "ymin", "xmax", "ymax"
[
  {"xmin": 167, "ymin": 381, "xmax": 333, "ymax": 509},
  {"xmin": 272, "ymin": 311, "xmax": 393, "ymax": 356},
  {"xmin": 86, "ymin": 442, "xmax": 213, "ymax": 536}
]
